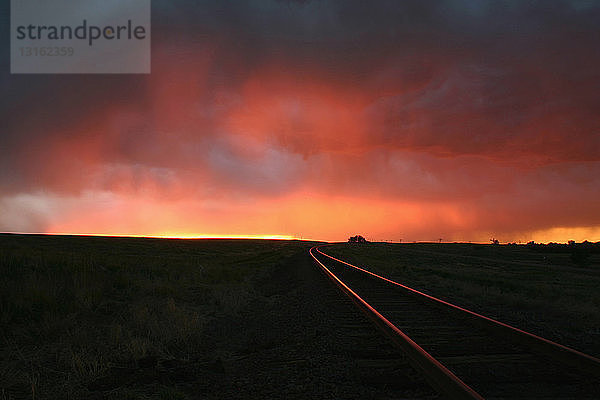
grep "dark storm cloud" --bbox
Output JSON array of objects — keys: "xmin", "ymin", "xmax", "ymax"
[{"xmin": 3, "ymin": 0, "xmax": 598, "ymax": 150}]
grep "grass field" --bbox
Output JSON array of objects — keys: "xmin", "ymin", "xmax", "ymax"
[
  {"xmin": 3, "ymin": 235, "xmax": 599, "ymax": 398},
  {"xmin": 0, "ymin": 234, "xmax": 317, "ymax": 399},
  {"xmin": 325, "ymin": 242, "xmax": 600, "ymax": 358}
]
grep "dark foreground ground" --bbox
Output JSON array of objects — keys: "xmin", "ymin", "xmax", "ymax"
[
  {"xmin": 2, "ymin": 235, "xmax": 598, "ymax": 399},
  {"xmin": 326, "ymin": 242, "xmax": 600, "ymax": 359},
  {"xmin": 1, "ymin": 234, "xmax": 437, "ymax": 399}
]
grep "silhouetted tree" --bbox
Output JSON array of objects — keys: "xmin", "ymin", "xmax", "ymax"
[{"xmin": 348, "ymin": 235, "xmax": 367, "ymax": 243}]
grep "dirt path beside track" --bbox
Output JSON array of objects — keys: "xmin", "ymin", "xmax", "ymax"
[{"xmin": 184, "ymin": 249, "xmax": 439, "ymax": 399}]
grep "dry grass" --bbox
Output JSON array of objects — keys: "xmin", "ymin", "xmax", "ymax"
[
  {"xmin": 326, "ymin": 242, "xmax": 600, "ymax": 357},
  {"xmin": 0, "ymin": 234, "xmax": 316, "ymax": 399}
]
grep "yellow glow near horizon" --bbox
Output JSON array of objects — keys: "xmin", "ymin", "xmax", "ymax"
[
  {"xmin": 526, "ymin": 226, "xmax": 600, "ymax": 244},
  {"xmin": 3, "ymin": 229, "xmax": 599, "ymax": 244},
  {"xmin": 155, "ymin": 233, "xmax": 303, "ymax": 240},
  {"xmin": 5, "ymin": 231, "xmax": 316, "ymax": 241}
]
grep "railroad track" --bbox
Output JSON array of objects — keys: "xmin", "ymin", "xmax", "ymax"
[{"xmin": 310, "ymin": 245, "xmax": 600, "ymax": 399}]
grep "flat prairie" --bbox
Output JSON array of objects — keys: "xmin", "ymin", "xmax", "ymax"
[
  {"xmin": 1, "ymin": 235, "xmax": 440, "ymax": 399},
  {"xmin": 3, "ymin": 234, "xmax": 598, "ymax": 399},
  {"xmin": 0, "ymin": 234, "xmax": 317, "ymax": 399},
  {"xmin": 325, "ymin": 242, "xmax": 600, "ymax": 358}
]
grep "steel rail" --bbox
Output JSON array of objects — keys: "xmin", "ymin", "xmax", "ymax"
[
  {"xmin": 309, "ymin": 246, "xmax": 485, "ymax": 400},
  {"xmin": 315, "ymin": 244, "xmax": 600, "ymax": 377}
]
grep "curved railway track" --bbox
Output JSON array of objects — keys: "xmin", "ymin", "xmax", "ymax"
[{"xmin": 310, "ymin": 245, "xmax": 600, "ymax": 399}]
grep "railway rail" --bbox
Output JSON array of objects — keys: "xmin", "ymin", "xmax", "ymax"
[{"xmin": 310, "ymin": 245, "xmax": 600, "ymax": 399}]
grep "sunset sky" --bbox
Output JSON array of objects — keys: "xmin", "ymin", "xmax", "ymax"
[{"xmin": 1, "ymin": 0, "xmax": 599, "ymax": 243}]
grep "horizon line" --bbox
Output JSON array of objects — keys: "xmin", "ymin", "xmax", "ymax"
[
  {"xmin": 0, "ymin": 231, "xmax": 325, "ymax": 242},
  {"xmin": 1, "ymin": 231, "xmax": 596, "ymax": 245}
]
